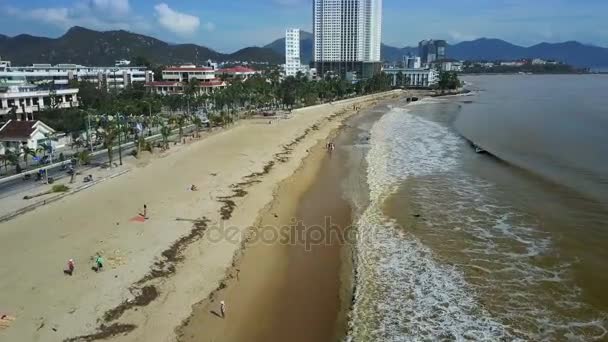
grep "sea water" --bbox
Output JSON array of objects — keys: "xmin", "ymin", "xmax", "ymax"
[{"xmin": 347, "ymin": 75, "xmax": 608, "ymax": 341}]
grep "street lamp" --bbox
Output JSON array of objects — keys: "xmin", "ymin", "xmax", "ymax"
[{"xmin": 117, "ymin": 113, "xmax": 123, "ymax": 166}]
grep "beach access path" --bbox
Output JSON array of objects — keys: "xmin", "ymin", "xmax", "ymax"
[{"xmin": 0, "ymin": 90, "xmax": 401, "ymax": 342}]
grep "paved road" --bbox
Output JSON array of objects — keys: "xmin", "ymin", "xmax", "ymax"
[
  {"xmin": 0, "ymin": 125, "xmax": 199, "ymax": 201},
  {"xmin": 0, "ymin": 145, "xmax": 126, "ymax": 201}
]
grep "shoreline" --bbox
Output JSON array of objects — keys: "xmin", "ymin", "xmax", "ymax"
[
  {"xmin": 177, "ymin": 134, "xmax": 350, "ymax": 341},
  {"xmin": 0, "ymin": 90, "xmax": 402, "ymax": 342},
  {"xmin": 175, "ymin": 98, "xmax": 400, "ymax": 342}
]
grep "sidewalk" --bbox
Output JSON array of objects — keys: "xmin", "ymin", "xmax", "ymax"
[{"xmin": 0, "ymin": 163, "xmax": 131, "ymax": 222}]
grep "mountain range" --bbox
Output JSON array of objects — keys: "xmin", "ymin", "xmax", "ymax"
[
  {"xmin": 1, "ymin": 27, "xmax": 607, "ymax": 68},
  {"xmin": 266, "ymin": 33, "xmax": 608, "ymax": 68},
  {"xmin": 0, "ymin": 26, "xmax": 284, "ymax": 66}
]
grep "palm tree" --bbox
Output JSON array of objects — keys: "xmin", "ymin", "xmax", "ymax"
[
  {"xmin": 37, "ymin": 132, "xmax": 58, "ymax": 162},
  {"xmin": 0, "ymin": 153, "xmax": 7, "ymax": 175},
  {"xmin": 1, "ymin": 150, "xmax": 20, "ymax": 174},
  {"xmin": 21, "ymin": 146, "xmax": 37, "ymax": 169},
  {"xmin": 171, "ymin": 114, "xmax": 189, "ymax": 143},
  {"xmin": 0, "ymin": 151, "xmax": 18, "ymax": 175},
  {"xmin": 192, "ymin": 116, "xmax": 203, "ymax": 138},
  {"xmin": 160, "ymin": 124, "xmax": 171, "ymax": 150},
  {"xmin": 97, "ymin": 117, "xmax": 119, "ymax": 167},
  {"xmin": 70, "ymin": 136, "xmax": 85, "ymax": 154}
]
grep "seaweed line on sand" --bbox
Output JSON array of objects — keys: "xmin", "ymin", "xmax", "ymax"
[
  {"xmin": 66, "ymin": 218, "xmax": 210, "ymax": 342},
  {"xmin": 177, "ymin": 95, "xmax": 392, "ymax": 339},
  {"xmin": 214, "ymin": 99, "xmax": 381, "ymax": 221}
]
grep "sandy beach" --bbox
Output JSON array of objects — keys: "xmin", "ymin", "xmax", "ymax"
[
  {"xmin": 177, "ymin": 128, "xmax": 352, "ymax": 342},
  {"xmin": 175, "ymin": 100, "xmax": 393, "ymax": 342},
  {"xmin": 0, "ymin": 90, "xmax": 400, "ymax": 342}
]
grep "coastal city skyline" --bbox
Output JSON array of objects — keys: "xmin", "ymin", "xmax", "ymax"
[
  {"xmin": 0, "ymin": 0, "xmax": 607, "ymax": 52},
  {"xmin": 0, "ymin": 0, "xmax": 606, "ymax": 341}
]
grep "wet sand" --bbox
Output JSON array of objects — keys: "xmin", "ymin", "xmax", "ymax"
[
  {"xmin": 177, "ymin": 131, "xmax": 353, "ymax": 342},
  {"xmin": 176, "ymin": 99, "xmax": 398, "ymax": 342}
]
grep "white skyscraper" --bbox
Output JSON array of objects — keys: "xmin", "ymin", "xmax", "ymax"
[
  {"xmin": 313, "ymin": 0, "xmax": 382, "ymax": 74},
  {"xmin": 285, "ymin": 28, "xmax": 301, "ymax": 77}
]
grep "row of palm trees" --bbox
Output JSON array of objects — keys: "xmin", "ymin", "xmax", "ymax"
[
  {"xmin": 1, "ymin": 70, "xmax": 394, "ymax": 176},
  {"xmin": 157, "ymin": 71, "xmax": 393, "ymax": 118}
]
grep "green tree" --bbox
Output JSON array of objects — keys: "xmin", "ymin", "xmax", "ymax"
[
  {"xmin": 437, "ymin": 71, "xmax": 461, "ymax": 91},
  {"xmin": 1, "ymin": 150, "xmax": 19, "ymax": 174},
  {"xmin": 396, "ymin": 71, "xmax": 405, "ymax": 88},
  {"xmin": 160, "ymin": 124, "xmax": 171, "ymax": 150},
  {"xmin": 97, "ymin": 117, "xmax": 119, "ymax": 167},
  {"xmin": 132, "ymin": 56, "xmax": 152, "ymax": 69},
  {"xmin": 192, "ymin": 116, "xmax": 203, "ymax": 138},
  {"xmin": 21, "ymin": 146, "xmax": 37, "ymax": 169}
]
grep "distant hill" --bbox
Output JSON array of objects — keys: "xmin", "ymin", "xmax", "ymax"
[
  {"xmin": 0, "ymin": 26, "xmax": 283, "ymax": 66},
  {"xmin": 265, "ymin": 34, "xmax": 608, "ymax": 68},
  {"xmin": 380, "ymin": 44, "xmax": 417, "ymax": 63},
  {"xmin": 1, "ymin": 26, "xmax": 606, "ymax": 68},
  {"xmin": 446, "ymin": 38, "xmax": 608, "ymax": 68}
]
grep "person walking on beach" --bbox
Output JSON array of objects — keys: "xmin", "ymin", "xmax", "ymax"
[
  {"xmin": 142, "ymin": 204, "xmax": 148, "ymax": 219},
  {"xmin": 94, "ymin": 255, "xmax": 104, "ymax": 272},
  {"xmin": 66, "ymin": 259, "xmax": 75, "ymax": 276},
  {"xmin": 220, "ymin": 301, "xmax": 226, "ymax": 318}
]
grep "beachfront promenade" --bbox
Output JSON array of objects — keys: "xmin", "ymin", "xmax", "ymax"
[{"xmin": 0, "ymin": 91, "xmax": 401, "ymax": 341}]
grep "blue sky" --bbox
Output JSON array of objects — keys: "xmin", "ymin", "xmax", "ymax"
[{"xmin": 0, "ymin": 0, "xmax": 606, "ymax": 52}]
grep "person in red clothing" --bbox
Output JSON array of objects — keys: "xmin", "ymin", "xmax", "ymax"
[{"xmin": 67, "ymin": 259, "xmax": 75, "ymax": 276}]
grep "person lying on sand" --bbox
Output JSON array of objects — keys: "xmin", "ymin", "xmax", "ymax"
[{"xmin": 0, "ymin": 314, "xmax": 15, "ymax": 330}]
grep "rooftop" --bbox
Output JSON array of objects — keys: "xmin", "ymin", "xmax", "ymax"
[
  {"xmin": 164, "ymin": 67, "xmax": 214, "ymax": 72},
  {"xmin": 0, "ymin": 120, "xmax": 55, "ymax": 140},
  {"xmin": 218, "ymin": 66, "xmax": 257, "ymax": 74}
]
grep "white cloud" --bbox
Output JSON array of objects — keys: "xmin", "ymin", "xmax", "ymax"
[
  {"xmin": 90, "ymin": 0, "xmax": 130, "ymax": 16},
  {"xmin": 154, "ymin": 3, "xmax": 200, "ymax": 35},
  {"xmin": 29, "ymin": 7, "xmax": 71, "ymax": 27},
  {"xmin": 3, "ymin": 0, "xmax": 153, "ymax": 33},
  {"xmin": 448, "ymin": 31, "xmax": 479, "ymax": 42}
]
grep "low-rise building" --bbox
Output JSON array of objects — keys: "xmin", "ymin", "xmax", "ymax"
[
  {"xmin": 161, "ymin": 65, "xmax": 217, "ymax": 83},
  {"xmin": 383, "ymin": 68, "xmax": 439, "ymax": 88},
  {"xmin": 115, "ymin": 59, "xmax": 131, "ymax": 66},
  {"xmin": 500, "ymin": 61, "xmax": 526, "ymax": 67},
  {"xmin": 0, "ymin": 57, "xmax": 10, "ymax": 71},
  {"xmin": 146, "ymin": 64, "xmax": 228, "ymax": 96},
  {"xmin": 438, "ymin": 60, "xmax": 464, "ymax": 72},
  {"xmin": 217, "ymin": 66, "xmax": 259, "ymax": 80},
  {"xmin": 404, "ymin": 55, "xmax": 422, "ymax": 69},
  {"xmin": 144, "ymin": 80, "xmax": 226, "ymax": 96},
  {"xmin": 0, "ymin": 119, "xmax": 56, "ymax": 155},
  {"xmin": 0, "ymin": 79, "xmax": 79, "ymax": 119},
  {"xmin": 0, "ymin": 60, "xmax": 153, "ymax": 90}
]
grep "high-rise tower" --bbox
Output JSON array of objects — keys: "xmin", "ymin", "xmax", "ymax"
[
  {"xmin": 313, "ymin": 0, "xmax": 382, "ymax": 79},
  {"xmin": 285, "ymin": 28, "xmax": 301, "ymax": 77}
]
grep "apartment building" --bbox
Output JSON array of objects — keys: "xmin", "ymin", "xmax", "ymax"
[
  {"xmin": 313, "ymin": 0, "xmax": 383, "ymax": 79},
  {"xmin": 0, "ymin": 62, "xmax": 153, "ymax": 90}
]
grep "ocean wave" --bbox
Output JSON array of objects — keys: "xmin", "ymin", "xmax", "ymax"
[
  {"xmin": 349, "ymin": 107, "xmax": 510, "ymax": 340},
  {"xmin": 347, "ymin": 104, "xmax": 608, "ymax": 341}
]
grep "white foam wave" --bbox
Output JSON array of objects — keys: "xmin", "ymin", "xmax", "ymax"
[
  {"xmin": 347, "ymin": 104, "xmax": 608, "ymax": 340},
  {"xmin": 349, "ymin": 108, "xmax": 510, "ymax": 340}
]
